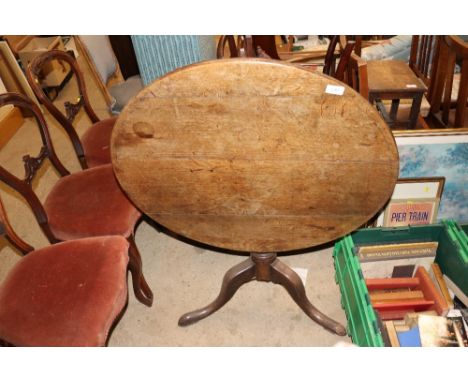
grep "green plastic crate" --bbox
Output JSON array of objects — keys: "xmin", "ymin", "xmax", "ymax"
[
  {"xmin": 333, "ymin": 220, "xmax": 466, "ymax": 347},
  {"xmin": 461, "ymin": 223, "xmax": 468, "ymax": 236},
  {"xmin": 435, "ymin": 220, "xmax": 468, "ymax": 295}
]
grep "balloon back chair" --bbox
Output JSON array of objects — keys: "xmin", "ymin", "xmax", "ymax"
[
  {"xmin": 26, "ymin": 49, "xmax": 116, "ymax": 169},
  {"xmin": 0, "ymin": 92, "xmax": 153, "ymax": 307}
]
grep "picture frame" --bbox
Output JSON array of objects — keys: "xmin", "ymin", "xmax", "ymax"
[
  {"xmin": 374, "ymin": 177, "xmax": 445, "ymax": 227},
  {"xmin": 383, "ymin": 197, "xmax": 440, "ymax": 227},
  {"xmin": 392, "ymin": 129, "xmax": 468, "ymax": 223}
]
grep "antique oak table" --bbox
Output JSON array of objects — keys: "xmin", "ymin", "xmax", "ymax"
[{"xmin": 111, "ymin": 59, "xmax": 399, "ymax": 336}]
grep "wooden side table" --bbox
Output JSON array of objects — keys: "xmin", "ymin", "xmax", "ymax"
[
  {"xmin": 111, "ymin": 59, "xmax": 399, "ymax": 336},
  {"xmin": 367, "ymin": 60, "xmax": 427, "ymax": 129}
]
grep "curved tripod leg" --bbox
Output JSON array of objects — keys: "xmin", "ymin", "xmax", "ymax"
[
  {"xmin": 270, "ymin": 259, "xmax": 347, "ymax": 336},
  {"xmin": 128, "ymin": 235, "xmax": 154, "ymax": 307},
  {"xmin": 178, "ymin": 257, "xmax": 256, "ymax": 326}
]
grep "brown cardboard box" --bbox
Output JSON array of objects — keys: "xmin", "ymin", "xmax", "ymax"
[
  {"xmin": 0, "ymin": 106, "xmax": 23, "ymax": 149},
  {"xmin": 1, "ymin": 35, "xmax": 34, "ymax": 57},
  {"xmin": 18, "ymin": 36, "xmax": 70, "ymax": 87},
  {"xmin": 0, "ymin": 41, "xmax": 41, "ymax": 116}
]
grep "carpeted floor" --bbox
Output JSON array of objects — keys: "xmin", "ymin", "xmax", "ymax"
[{"xmin": 0, "ymin": 42, "xmax": 351, "ymax": 346}]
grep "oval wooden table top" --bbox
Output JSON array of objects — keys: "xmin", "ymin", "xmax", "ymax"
[{"xmin": 111, "ymin": 59, "xmax": 399, "ymax": 253}]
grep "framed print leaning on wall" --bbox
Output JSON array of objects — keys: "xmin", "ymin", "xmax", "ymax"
[
  {"xmin": 392, "ymin": 129, "xmax": 468, "ymax": 224},
  {"xmin": 375, "ymin": 177, "xmax": 445, "ymax": 227}
]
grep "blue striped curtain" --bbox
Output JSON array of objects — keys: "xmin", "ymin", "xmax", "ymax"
[{"xmin": 131, "ymin": 35, "xmax": 217, "ymax": 85}]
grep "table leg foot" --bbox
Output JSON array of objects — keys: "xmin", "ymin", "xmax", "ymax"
[
  {"xmin": 270, "ymin": 259, "xmax": 347, "ymax": 336},
  {"xmin": 178, "ymin": 257, "xmax": 256, "ymax": 326},
  {"xmin": 179, "ymin": 253, "xmax": 347, "ymax": 336}
]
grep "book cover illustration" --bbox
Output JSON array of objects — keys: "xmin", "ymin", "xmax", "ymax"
[{"xmin": 419, "ymin": 314, "xmax": 466, "ymax": 347}]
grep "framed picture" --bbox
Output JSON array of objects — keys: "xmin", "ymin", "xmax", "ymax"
[
  {"xmin": 383, "ymin": 197, "xmax": 440, "ymax": 227},
  {"xmin": 374, "ymin": 177, "xmax": 445, "ymax": 227},
  {"xmin": 393, "ymin": 129, "xmax": 468, "ymax": 223}
]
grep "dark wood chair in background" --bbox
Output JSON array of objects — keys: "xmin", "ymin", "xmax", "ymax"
[
  {"xmin": 26, "ymin": 50, "xmax": 116, "ymax": 169},
  {"xmin": 321, "ymin": 36, "xmax": 356, "ymax": 81},
  {"xmin": 219, "ymin": 35, "xmax": 357, "ymax": 82},
  {"xmin": 217, "ymin": 35, "xmax": 271, "ymax": 58},
  {"xmin": 357, "ymin": 34, "xmax": 440, "ymax": 129},
  {"xmin": 0, "ymin": 92, "xmax": 153, "ymax": 307},
  {"xmin": 216, "ymin": 35, "xmax": 239, "ymax": 58},
  {"xmin": 339, "ymin": 35, "xmax": 362, "ymax": 56},
  {"xmin": 342, "ymin": 52, "xmax": 369, "ymax": 99},
  {"xmin": 409, "ymin": 35, "xmax": 440, "ymax": 94},
  {"xmin": 364, "ymin": 42, "xmax": 431, "ymax": 129},
  {"xmin": 322, "ymin": 36, "xmax": 341, "ymax": 77},
  {"xmin": 407, "ymin": 35, "xmax": 440, "ymax": 128},
  {"xmin": 430, "ymin": 35, "xmax": 468, "ymax": 127},
  {"xmin": 250, "ymin": 36, "xmax": 283, "ymax": 59},
  {"xmin": 0, "ymin": 194, "xmax": 130, "ymax": 346}
]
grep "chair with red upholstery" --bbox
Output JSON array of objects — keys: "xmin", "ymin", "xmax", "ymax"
[
  {"xmin": 0, "ymin": 92, "xmax": 153, "ymax": 307},
  {"xmin": 26, "ymin": 50, "xmax": 115, "ymax": 169},
  {"xmin": 0, "ymin": 194, "xmax": 129, "ymax": 346}
]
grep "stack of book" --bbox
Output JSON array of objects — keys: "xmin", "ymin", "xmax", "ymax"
[{"xmin": 357, "ymin": 241, "xmax": 467, "ymax": 347}]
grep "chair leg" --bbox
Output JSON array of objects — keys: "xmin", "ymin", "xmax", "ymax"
[{"xmin": 127, "ymin": 234, "xmax": 154, "ymax": 307}]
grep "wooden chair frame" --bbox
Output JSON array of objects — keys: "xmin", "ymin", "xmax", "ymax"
[
  {"xmin": 216, "ymin": 36, "xmax": 239, "ymax": 58},
  {"xmin": 0, "ymin": 92, "xmax": 153, "ymax": 307},
  {"xmin": 301, "ymin": 36, "xmax": 356, "ymax": 81},
  {"xmin": 26, "ymin": 49, "xmax": 99, "ymax": 169},
  {"xmin": 409, "ymin": 35, "xmax": 440, "ymax": 103},
  {"xmin": 217, "ymin": 35, "xmax": 293, "ymax": 59},
  {"xmin": 430, "ymin": 35, "xmax": 468, "ymax": 127},
  {"xmin": 218, "ymin": 35, "xmax": 356, "ymax": 82},
  {"xmin": 344, "ymin": 52, "xmax": 369, "ymax": 100}
]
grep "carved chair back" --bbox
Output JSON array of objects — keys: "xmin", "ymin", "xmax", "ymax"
[
  {"xmin": 0, "ymin": 92, "xmax": 70, "ymax": 243},
  {"xmin": 430, "ymin": 35, "xmax": 468, "ymax": 127},
  {"xmin": 26, "ymin": 50, "xmax": 99, "ymax": 169}
]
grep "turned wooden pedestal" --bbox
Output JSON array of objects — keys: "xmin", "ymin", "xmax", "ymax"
[{"xmin": 111, "ymin": 59, "xmax": 399, "ymax": 336}]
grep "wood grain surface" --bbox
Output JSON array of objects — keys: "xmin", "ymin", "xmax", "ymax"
[
  {"xmin": 112, "ymin": 59, "xmax": 399, "ymax": 252},
  {"xmin": 367, "ymin": 60, "xmax": 427, "ymax": 93}
]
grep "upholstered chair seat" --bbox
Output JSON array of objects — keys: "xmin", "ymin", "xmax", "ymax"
[
  {"xmin": 0, "ymin": 92, "xmax": 153, "ymax": 308},
  {"xmin": 81, "ymin": 117, "xmax": 117, "ymax": 168},
  {"xmin": 0, "ymin": 236, "xmax": 129, "ymax": 346},
  {"xmin": 44, "ymin": 164, "xmax": 141, "ymax": 241}
]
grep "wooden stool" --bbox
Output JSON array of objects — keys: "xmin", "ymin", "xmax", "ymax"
[{"xmin": 367, "ymin": 60, "xmax": 427, "ymax": 129}]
